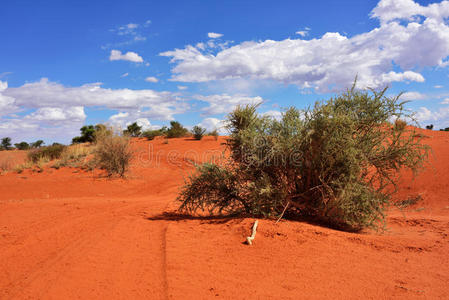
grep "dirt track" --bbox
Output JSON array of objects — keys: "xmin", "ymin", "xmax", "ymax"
[{"xmin": 1, "ymin": 134, "xmax": 448, "ymax": 299}]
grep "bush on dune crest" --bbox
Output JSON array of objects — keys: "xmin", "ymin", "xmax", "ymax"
[
  {"xmin": 178, "ymin": 83, "xmax": 430, "ymax": 231},
  {"xmin": 92, "ymin": 127, "xmax": 133, "ymax": 177}
]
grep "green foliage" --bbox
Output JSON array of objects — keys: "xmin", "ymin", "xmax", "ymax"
[
  {"xmin": 28, "ymin": 144, "xmax": 66, "ymax": 163},
  {"xmin": 208, "ymin": 129, "xmax": 219, "ymax": 140},
  {"xmin": 92, "ymin": 128, "xmax": 132, "ymax": 177},
  {"xmin": 72, "ymin": 124, "xmax": 107, "ymax": 144},
  {"xmin": 166, "ymin": 121, "xmax": 189, "ymax": 138},
  {"xmin": 192, "ymin": 126, "xmax": 206, "ymax": 140},
  {"xmin": 178, "ymin": 85, "xmax": 430, "ymax": 231},
  {"xmin": 30, "ymin": 140, "xmax": 44, "ymax": 148},
  {"xmin": 14, "ymin": 142, "xmax": 30, "ymax": 150},
  {"xmin": 440, "ymin": 127, "xmax": 449, "ymax": 131},
  {"xmin": 142, "ymin": 128, "xmax": 166, "ymax": 140},
  {"xmin": 1, "ymin": 137, "xmax": 12, "ymax": 150},
  {"xmin": 123, "ymin": 122, "xmax": 142, "ymax": 137}
]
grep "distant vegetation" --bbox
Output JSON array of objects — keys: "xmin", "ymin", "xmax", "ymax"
[
  {"xmin": 92, "ymin": 128, "xmax": 132, "ymax": 177},
  {"xmin": 178, "ymin": 84, "xmax": 430, "ymax": 231},
  {"xmin": 192, "ymin": 126, "xmax": 206, "ymax": 140},
  {"xmin": 123, "ymin": 122, "xmax": 142, "ymax": 137},
  {"xmin": 166, "ymin": 121, "xmax": 189, "ymax": 138}
]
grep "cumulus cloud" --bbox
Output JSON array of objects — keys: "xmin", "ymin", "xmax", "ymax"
[
  {"xmin": 197, "ymin": 117, "xmax": 226, "ymax": 134},
  {"xmin": 110, "ymin": 50, "xmax": 144, "ymax": 63},
  {"xmin": 262, "ymin": 110, "xmax": 282, "ymax": 120},
  {"xmin": 208, "ymin": 32, "xmax": 223, "ymax": 39},
  {"xmin": 400, "ymin": 91, "xmax": 427, "ymax": 101},
  {"xmin": 416, "ymin": 105, "xmax": 449, "ymax": 128},
  {"xmin": 161, "ymin": 0, "xmax": 449, "ymax": 92},
  {"xmin": 0, "ymin": 78, "xmax": 187, "ymax": 142},
  {"xmin": 145, "ymin": 76, "xmax": 159, "ymax": 83},
  {"xmin": 121, "ymin": 72, "xmax": 129, "ymax": 78},
  {"xmin": 0, "ymin": 81, "xmax": 19, "ymax": 117},
  {"xmin": 195, "ymin": 94, "xmax": 264, "ymax": 115}
]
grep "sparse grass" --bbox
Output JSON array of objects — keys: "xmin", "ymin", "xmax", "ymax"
[
  {"xmin": 52, "ymin": 143, "xmax": 92, "ymax": 169},
  {"xmin": 0, "ymin": 155, "xmax": 14, "ymax": 173},
  {"xmin": 28, "ymin": 144, "xmax": 66, "ymax": 163}
]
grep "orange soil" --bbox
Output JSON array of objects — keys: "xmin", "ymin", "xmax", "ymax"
[{"xmin": 0, "ymin": 133, "xmax": 448, "ymax": 299}]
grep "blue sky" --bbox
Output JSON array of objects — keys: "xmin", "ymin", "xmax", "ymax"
[{"xmin": 1, "ymin": 0, "xmax": 449, "ymax": 143}]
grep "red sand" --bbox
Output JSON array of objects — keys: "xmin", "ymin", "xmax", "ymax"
[{"xmin": 0, "ymin": 133, "xmax": 448, "ymax": 299}]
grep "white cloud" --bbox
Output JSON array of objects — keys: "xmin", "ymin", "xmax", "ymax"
[
  {"xmin": 400, "ymin": 91, "xmax": 427, "ymax": 101},
  {"xmin": 121, "ymin": 72, "xmax": 129, "ymax": 78},
  {"xmin": 416, "ymin": 105, "xmax": 449, "ymax": 128},
  {"xmin": 196, "ymin": 94, "xmax": 264, "ymax": 115},
  {"xmin": 295, "ymin": 30, "xmax": 309, "ymax": 37},
  {"xmin": 117, "ymin": 23, "xmax": 139, "ymax": 36},
  {"xmin": 371, "ymin": 0, "xmax": 449, "ymax": 24},
  {"xmin": 177, "ymin": 85, "xmax": 188, "ymax": 90},
  {"xmin": 0, "ymin": 78, "xmax": 187, "ymax": 142},
  {"xmin": 161, "ymin": 0, "xmax": 449, "ymax": 92},
  {"xmin": 262, "ymin": 110, "xmax": 282, "ymax": 120},
  {"xmin": 198, "ymin": 117, "xmax": 226, "ymax": 134},
  {"xmin": 25, "ymin": 106, "xmax": 85, "ymax": 122},
  {"xmin": 434, "ymin": 85, "xmax": 443, "ymax": 88},
  {"xmin": 0, "ymin": 81, "xmax": 19, "ymax": 117},
  {"xmin": 110, "ymin": 50, "xmax": 144, "ymax": 63},
  {"xmin": 208, "ymin": 32, "xmax": 223, "ymax": 39},
  {"xmin": 441, "ymin": 98, "xmax": 449, "ymax": 104},
  {"xmin": 145, "ymin": 76, "xmax": 159, "ymax": 83}
]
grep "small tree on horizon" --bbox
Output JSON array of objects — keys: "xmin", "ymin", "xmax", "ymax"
[
  {"xmin": 1, "ymin": 137, "xmax": 12, "ymax": 150},
  {"xmin": 123, "ymin": 122, "xmax": 142, "ymax": 137},
  {"xmin": 14, "ymin": 142, "xmax": 30, "ymax": 150},
  {"xmin": 192, "ymin": 126, "xmax": 206, "ymax": 140}
]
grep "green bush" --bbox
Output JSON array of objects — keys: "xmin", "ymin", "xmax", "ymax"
[
  {"xmin": 166, "ymin": 121, "xmax": 189, "ymax": 138},
  {"xmin": 14, "ymin": 142, "xmax": 30, "ymax": 150},
  {"xmin": 142, "ymin": 129, "xmax": 165, "ymax": 140},
  {"xmin": 92, "ymin": 128, "xmax": 132, "ymax": 177},
  {"xmin": 28, "ymin": 144, "xmax": 66, "ymax": 163},
  {"xmin": 178, "ymin": 85, "xmax": 430, "ymax": 231},
  {"xmin": 192, "ymin": 126, "xmax": 206, "ymax": 140}
]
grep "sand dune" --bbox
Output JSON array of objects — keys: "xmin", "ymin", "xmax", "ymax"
[{"xmin": 0, "ymin": 133, "xmax": 448, "ymax": 299}]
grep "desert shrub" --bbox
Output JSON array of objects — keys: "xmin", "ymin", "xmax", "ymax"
[
  {"xmin": 208, "ymin": 129, "xmax": 219, "ymax": 140},
  {"xmin": 123, "ymin": 122, "xmax": 142, "ymax": 137},
  {"xmin": 142, "ymin": 129, "xmax": 165, "ymax": 140},
  {"xmin": 30, "ymin": 140, "xmax": 44, "ymax": 148},
  {"xmin": 166, "ymin": 121, "xmax": 189, "ymax": 138},
  {"xmin": 178, "ymin": 85, "xmax": 430, "ymax": 231},
  {"xmin": 92, "ymin": 128, "xmax": 132, "ymax": 177},
  {"xmin": 440, "ymin": 127, "xmax": 449, "ymax": 131},
  {"xmin": 394, "ymin": 119, "xmax": 407, "ymax": 131},
  {"xmin": 425, "ymin": 124, "xmax": 433, "ymax": 130},
  {"xmin": 192, "ymin": 126, "xmax": 206, "ymax": 140},
  {"xmin": 28, "ymin": 144, "xmax": 66, "ymax": 163}
]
